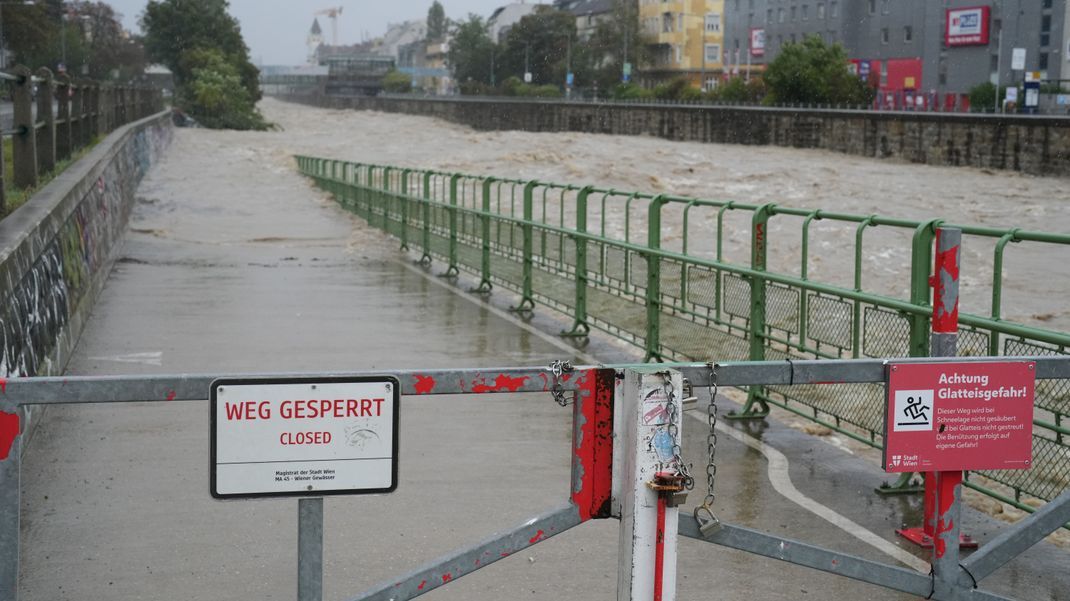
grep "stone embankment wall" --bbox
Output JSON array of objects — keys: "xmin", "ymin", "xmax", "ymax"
[
  {"xmin": 279, "ymin": 93, "xmax": 1070, "ymax": 176},
  {"xmin": 0, "ymin": 112, "xmax": 173, "ymax": 416}
]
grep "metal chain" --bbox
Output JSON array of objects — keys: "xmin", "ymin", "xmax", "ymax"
[
  {"xmin": 548, "ymin": 359, "xmax": 574, "ymax": 407},
  {"xmin": 661, "ymin": 372, "xmax": 694, "ymax": 489},
  {"xmin": 702, "ymin": 361, "xmax": 719, "ymax": 508}
]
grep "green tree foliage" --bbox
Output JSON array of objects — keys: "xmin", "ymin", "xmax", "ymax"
[
  {"xmin": 426, "ymin": 1, "xmax": 447, "ymax": 41},
  {"xmin": 709, "ymin": 76, "xmax": 766, "ymax": 103},
  {"xmin": 382, "ymin": 70, "xmax": 413, "ymax": 93},
  {"xmin": 968, "ymin": 82, "xmax": 1008, "ymax": 112},
  {"xmin": 447, "ymin": 14, "xmax": 495, "ymax": 87},
  {"xmin": 763, "ymin": 35, "xmax": 873, "ymax": 105},
  {"xmin": 1, "ymin": 1, "xmax": 145, "ymax": 80},
  {"xmin": 497, "ymin": 6, "xmax": 574, "ymax": 86},
  {"xmin": 141, "ymin": 0, "xmax": 268, "ymax": 130},
  {"xmin": 581, "ymin": 0, "xmax": 650, "ymax": 92}
]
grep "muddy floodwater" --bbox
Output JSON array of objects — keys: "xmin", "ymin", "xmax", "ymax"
[{"xmin": 242, "ymin": 98, "xmax": 1070, "ymax": 333}]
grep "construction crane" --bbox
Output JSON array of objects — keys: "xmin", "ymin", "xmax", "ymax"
[{"xmin": 314, "ymin": 6, "xmax": 344, "ymax": 46}]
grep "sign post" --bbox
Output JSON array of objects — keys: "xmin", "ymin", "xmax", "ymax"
[
  {"xmin": 211, "ymin": 375, "xmax": 400, "ymax": 601},
  {"xmin": 889, "ymin": 228, "xmax": 1036, "ymax": 560}
]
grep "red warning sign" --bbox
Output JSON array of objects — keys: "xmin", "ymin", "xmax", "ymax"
[{"xmin": 883, "ymin": 361, "xmax": 1035, "ymax": 473}]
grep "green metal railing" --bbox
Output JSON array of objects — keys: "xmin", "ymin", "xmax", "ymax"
[{"xmin": 296, "ymin": 154, "xmax": 1070, "ymax": 513}]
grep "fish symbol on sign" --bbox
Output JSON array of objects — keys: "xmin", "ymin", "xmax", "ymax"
[{"xmin": 345, "ymin": 426, "xmax": 380, "ymax": 449}]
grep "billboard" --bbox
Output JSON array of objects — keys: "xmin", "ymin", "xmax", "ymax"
[
  {"xmin": 750, "ymin": 28, "xmax": 765, "ymax": 57},
  {"xmin": 946, "ymin": 6, "xmax": 990, "ymax": 47}
]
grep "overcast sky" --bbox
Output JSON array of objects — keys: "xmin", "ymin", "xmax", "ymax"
[{"xmin": 107, "ymin": 0, "xmax": 544, "ymax": 66}]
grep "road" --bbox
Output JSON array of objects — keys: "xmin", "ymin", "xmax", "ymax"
[{"xmin": 15, "ymin": 111, "xmax": 1070, "ymax": 600}]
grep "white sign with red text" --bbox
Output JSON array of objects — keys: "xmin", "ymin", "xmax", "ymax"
[{"xmin": 211, "ymin": 376, "xmax": 399, "ymax": 499}]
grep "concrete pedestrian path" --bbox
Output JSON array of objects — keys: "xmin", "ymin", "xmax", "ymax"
[{"xmin": 16, "ymin": 125, "xmax": 1069, "ymax": 601}]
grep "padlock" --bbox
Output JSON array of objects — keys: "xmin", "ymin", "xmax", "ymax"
[
  {"xmin": 695, "ymin": 506, "xmax": 722, "ymax": 537},
  {"xmin": 647, "ymin": 471, "xmax": 687, "ymax": 493},
  {"xmin": 667, "ymin": 490, "xmax": 688, "ymax": 508}
]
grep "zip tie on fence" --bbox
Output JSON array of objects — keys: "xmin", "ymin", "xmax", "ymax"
[{"xmin": 786, "ymin": 358, "xmax": 795, "ymax": 386}]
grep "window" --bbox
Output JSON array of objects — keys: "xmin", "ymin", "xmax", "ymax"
[
  {"xmin": 662, "ymin": 13, "xmax": 673, "ymax": 33},
  {"xmin": 767, "ymin": 8, "xmax": 772, "ymax": 23},
  {"xmin": 904, "ymin": 26, "xmax": 913, "ymax": 42},
  {"xmin": 802, "ymin": 5, "xmax": 809, "ymax": 20},
  {"xmin": 791, "ymin": 33, "xmax": 797, "ymax": 43},
  {"xmin": 868, "ymin": 0, "xmax": 876, "ymax": 15},
  {"xmin": 1043, "ymin": 0, "xmax": 1053, "ymax": 7},
  {"xmin": 790, "ymin": 6, "xmax": 796, "ymax": 21},
  {"xmin": 1041, "ymin": 15, "xmax": 1052, "ymax": 47},
  {"xmin": 831, "ymin": 2, "xmax": 838, "ymax": 18},
  {"xmin": 705, "ymin": 43, "xmax": 721, "ymax": 63},
  {"xmin": 817, "ymin": 3, "xmax": 825, "ymax": 19},
  {"xmin": 778, "ymin": 8, "xmax": 784, "ymax": 23},
  {"xmin": 706, "ymin": 13, "xmax": 721, "ymax": 33},
  {"xmin": 881, "ymin": 0, "xmax": 889, "ymax": 15},
  {"xmin": 881, "ymin": 28, "xmax": 889, "ymax": 44},
  {"xmin": 675, "ymin": 44, "xmax": 682, "ymax": 63},
  {"xmin": 678, "ymin": 13, "xmax": 684, "ymax": 32},
  {"xmin": 1040, "ymin": 52, "xmax": 1049, "ymax": 70}
]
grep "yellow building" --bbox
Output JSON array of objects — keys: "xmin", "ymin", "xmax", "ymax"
[{"xmin": 638, "ymin": 0, "xmax": 725, "ymax": 90}]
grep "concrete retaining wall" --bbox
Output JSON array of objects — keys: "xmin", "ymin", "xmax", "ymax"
[
  {"xmin": 0, "ymin": 111, "xmax": 173, "ymax": 413},
  {"xmin": 279, "ymin": 94, "xmax": 1070, "ymax": 176}
]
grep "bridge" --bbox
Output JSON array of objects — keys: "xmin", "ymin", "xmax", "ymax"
[{"xmin": 1, "ymin": 95, "xmax": 1068, "ymax": 600}]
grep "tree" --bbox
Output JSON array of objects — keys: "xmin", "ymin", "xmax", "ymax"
[
  {"xmin": 763, "ymin": 35, "xmax": 873, "ymax": 106},
  {"xmin": 582, "ymin": 0, "xmax": 651, "ymax": 92},
  {"xmin": 141, "ymin": 0, "xmax": 259, "ymax": 101},
  {"xmin": 497, "ymin": 6, "xmax": 575, "ymax": 86},
  {"xmin": 141, "ymin": 0, "xmax": 268, "ymax": 129},
  {"xmin": 69, "ymin": 2, "xmax": 147, "ymax": 80},
  {"xmin": 426, "ymin": 1, "xmax": 446, "ymax": 42},
  {"xmin": 968, "ymin": 82, "xmax": 1007, "ymax": 113},
  {"xmin": 447, "ymin": 14, "xmax": 495, "ymax": 88},
  {"xmin": 382, "ymin": 70, "xmax": 413, "ymax": 93}
]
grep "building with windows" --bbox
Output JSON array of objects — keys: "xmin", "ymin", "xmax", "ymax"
[
  {"xmin": 723, "ymin": 0, "xmax": 1070, "ymax": 109},
  {"xmin": 638, "ymin": 0, "xmax": 725, "ymax": 89},
  {"xmin": 554, "ymin": 0, "xmax": 615, "ymax": 40},
  {"xmin": 488, "ymin": 2, "xmax": 547, "ymax": 44}
]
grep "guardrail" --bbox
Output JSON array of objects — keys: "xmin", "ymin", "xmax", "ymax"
[
  {"xmin": 0, "ymin": 65, "xmax": 164, "ymax": 215},
  {"xmin": 295, "ymin": 154, "xmax": 1070, "ymax": 515},
  {"xmin": 2, "ymin": 357, "xmax": 1068, "ymax": 600}
]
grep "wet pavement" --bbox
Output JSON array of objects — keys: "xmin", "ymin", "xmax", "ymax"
[{"xmin": 15, "ymin": 121, "xmax": 1070, "ymax": 601}]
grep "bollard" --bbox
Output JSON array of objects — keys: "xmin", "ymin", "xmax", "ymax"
[{"xmin": 56, "ymin": 74, "xmax": 72, "ymax": 161}]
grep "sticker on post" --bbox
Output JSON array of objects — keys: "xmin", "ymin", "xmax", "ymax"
[{"xmin": 210, "ymin": 376, "xmax": 400, "ymax": 499}]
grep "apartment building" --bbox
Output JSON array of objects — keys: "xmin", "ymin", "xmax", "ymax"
[{"xmin": 638, "ymin": 0, "xmax": 726, "ymax": 89}]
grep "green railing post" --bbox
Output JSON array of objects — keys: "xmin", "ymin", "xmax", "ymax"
[
  {"xmin": 364, "ymin": 165, "xmax": 375, "ymax": 219},
  {"xmin": 444, "ymin": 174, "xmax": 460, "ymax": 278},
  {"xmin": 510, "ymin": 181, "xmax": 537, "ymax": 313},
  {"xmin": 645, "ymin": 195, "xmax": 668, "ymax": 362},
  {"xmin": 419, "ymin": 172, "xmax": 433, "ymax": 265},
  {"xmin": 853, "ymin": 216, "xmax": 878, "ymax": 358},
  {"xmin": 990, "ymin": 230, "xmax": 1021, "ymax": 355},
  {"xmin": 563, "ymin": 186, "xmax": 592, "ymax": 337},
  {"xmin": 400, "ymin": 169, "xmax": 411, "ymax": 250},
  {"xmin": 909, "ymin": 220, "xmax": 941, "ymax": 358},
  {"xmin": 732, "ymin": 203, "xmax": 776, "ymax": 418},
  {"xmin": 473, "ymin": 177, "xmax": 494, "ymax": 293},
  {"xmin": 382, "ymin": 167, "xmax": 392, "ymax": 232}
]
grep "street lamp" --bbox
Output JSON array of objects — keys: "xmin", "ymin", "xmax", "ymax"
[{"xmin": 0, "ymin": 0, "xmax": 37, "ymax": 71}]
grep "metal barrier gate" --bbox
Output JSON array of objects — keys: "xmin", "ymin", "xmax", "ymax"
[{"xmin": 2, "ymin": 357, "xmax": 1069, "ymax": 600}]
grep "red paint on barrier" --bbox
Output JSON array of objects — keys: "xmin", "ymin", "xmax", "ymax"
[
  {"xmin": 413, "ymin": 375, "xmax": 436, "ymax": 395},
  {"xmin": 417, "ymin": 580, "xmax": 427, "ymax": 591},
  {"xmin": 653, "ymin": 493, "xmax": 667, "ymax": 601},
  {"xmin": 933, "ymin": 471, "xmax": 962, "ymax": 559},
  {"xmin": 0, "ymin": 410, "xmax": 20, "ymax": 461},
  {"xmin": 441, "ymin": 573, "xmax": 452, "ymax": 583},
  {"xmin": 537, "ymin": 372, "xmax": 549, "ymax": 390},
  {"xmin": 166, "ymin": 390, "xmax": 177, "ymax": 402},
  {"xmin": 0, "ymin": 378, "xmax": 7, "ymax": 394},
  {"xmin": 931, "ymin": 241, "xmax": 960, "ymax": 333},
  {"xmin": 570, "ymin": 369, "xmax": 615, "ymax": 521},
  {"xmin": 528, "ymin": 529, "xmax": 545, "ymax": 544},
  {"xmin": 470, "ymin": 374, "xmax": 529, "ymax": 393}
]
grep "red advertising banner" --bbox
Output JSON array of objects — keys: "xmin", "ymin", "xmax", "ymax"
[
  {"xmin": 946, "ymin": 6, "xmax": 990, "ymax": 47},
  {"xmin": 883, "ymin": 361, "xmax": 1035, "ymax": 473}
]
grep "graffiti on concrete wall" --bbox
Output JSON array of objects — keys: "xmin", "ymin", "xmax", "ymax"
[{"xmin": 0, "ymin": 120, "xmax": 172, "ymax": 378}]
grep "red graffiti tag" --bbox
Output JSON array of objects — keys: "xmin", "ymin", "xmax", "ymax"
[
  {"xmin": 528, "ymin": 529, "xmax": 545, "ymax": 544},
  {"xmin": 417, "ymin": 580, "xmax": 427, "ymax": 591},
  {"xmin": 0, "ymin": 410, "xmax": 20, "ymax": 461},
  {"xmin": 413, "ymin": 375, "xmax": 436, "ymax": 395},
  {"xmin": 166, "ymin": 390, "xmax": 177, "ymax": 401},
  {"xmin": 0, "ymin": 378, "xmax": 7, "ymax": 394},
  {"xmin": 441, "ymin": 573, "xmax": 452, "ymax": 583},
  {"xmin": 470, "ymin": 374, "xmax": 529, "ymax": 393}
]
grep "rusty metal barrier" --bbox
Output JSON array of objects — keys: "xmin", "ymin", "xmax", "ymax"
[{"xmin": 2, "ymin": 356, "xmax": 1069, "ymax": 600}]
